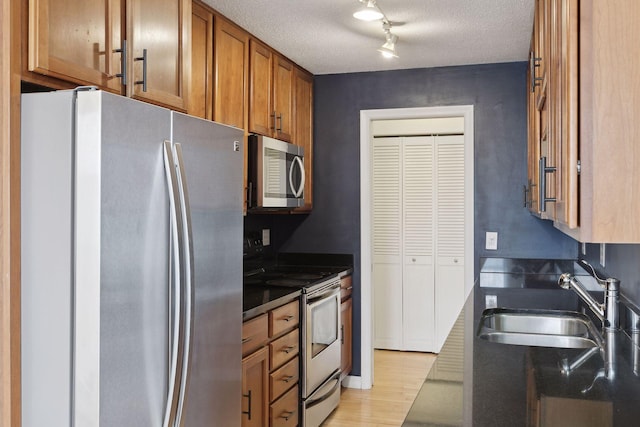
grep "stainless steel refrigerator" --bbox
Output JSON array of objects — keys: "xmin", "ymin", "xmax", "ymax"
[{"xmin": 21, "ymin": 89, "xmax": 244, "ymax": 426}]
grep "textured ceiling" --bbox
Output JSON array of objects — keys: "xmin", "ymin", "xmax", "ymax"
[{"xmin": 203, "ymin": 0, "xmax": 535, "ymax": 75}]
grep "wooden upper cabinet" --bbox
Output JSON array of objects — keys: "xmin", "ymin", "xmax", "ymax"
[
  {"xmin": 249, "ymin": 40, "xmax": 295, "ymax": 142},
  {"xmin": 214, "ymin": 16, "xmax": 249, "ymax": 129},
  {"xmin": 28, "ymin": 0, "xmax": 124, "ymax": 92},
  {"xmin": 127, "ymin": 0, "xmax": 190, "ymax": 110},
  {"xmin": 249, "ymin": 39, "xmax": 273, "ymax": 136},
  {"xmin": 189, "ymin": 1, "xmax": 213, "ymax": 119},
  {"xmin": 293, "ymin": 67, "xmax": 313, "ymax": 212},
  {"xmin": 272, "ymin": 55, "xmax": 294, "ymax": 142},
  {"xmin": 27, "ymin": 0, "xmax": 189, "ymax": 111}
]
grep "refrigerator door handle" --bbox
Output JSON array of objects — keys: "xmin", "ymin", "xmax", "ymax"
[
  {"xmin": 173, "ymin": 143, "xmax": 196, "ymax": 426},
  {"xmin": 162, "ymin": 140, "xmax": 185, "ymax": 427}
]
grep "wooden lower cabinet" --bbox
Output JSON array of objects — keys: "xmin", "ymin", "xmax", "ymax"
[
  {"xmin": 340, "ymin": 297, "xmax": 353, "ymax": 379},
  {"xmin": 340, "ymin": 275, "xmax": 353, "ymax": 379},
  {"xmin": 242, "ymin": 347, "xmax": 269, "ymax": 427},
  {"xmin": 243, "ymin": 298, "xmax": 301, "ymax": 426},
  {"xmin": 270, "ymin": 385, "xmax": 299, "ymax": 427}
]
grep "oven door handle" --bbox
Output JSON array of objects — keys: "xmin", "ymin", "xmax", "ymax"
[
  {"xmin": 307, "ymin": 285, "xmax": 340, "ymax": 305},
  {"xmin": 305, "ymin": 371, "xmax": 341, "ymax": 408}
]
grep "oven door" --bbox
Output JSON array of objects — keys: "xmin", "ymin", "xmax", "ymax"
[{"xmin": 305, "ymin": 283, "xmax": 341, "ymax": 397}]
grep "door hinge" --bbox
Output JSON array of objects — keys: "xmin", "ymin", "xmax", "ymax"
[{"xmin": 577, "ymin": 160, "xmax": 581, "ymax": 175}]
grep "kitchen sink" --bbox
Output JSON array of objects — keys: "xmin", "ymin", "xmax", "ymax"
[{"xmin": 477, "ymin": 308, "xmax": 603, "ymax": 349}]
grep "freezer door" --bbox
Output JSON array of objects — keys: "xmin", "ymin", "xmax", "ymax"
[
  {"xmin": 74, "ymin": 91, "xmax": 174, "ymax": 426},
  {"xmin": 171, "ymin": 112, "xmax": 244, "ymax": 426}
]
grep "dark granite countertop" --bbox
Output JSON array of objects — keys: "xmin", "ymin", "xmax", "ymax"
[{"xmin": 403, "ymin": 258, "xmax": 640, "ymax": 426}]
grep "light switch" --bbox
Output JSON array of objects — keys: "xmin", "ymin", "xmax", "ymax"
[
  {"xmin": 262, "ymin": 229, "xmax": 270, "ymax": 246},
  {"xmin": 485, "ymin": 231, "xmax": 498, "ymax": 250}
]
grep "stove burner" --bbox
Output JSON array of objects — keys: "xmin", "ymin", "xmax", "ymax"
[{"xmin": 266, "ymin": 279, "xmax": 311, "ymax": 287}]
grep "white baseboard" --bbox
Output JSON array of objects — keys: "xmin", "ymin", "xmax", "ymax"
[{"xmin": 341, "ymin": 375, "xmax": 367, "ymax": 389}]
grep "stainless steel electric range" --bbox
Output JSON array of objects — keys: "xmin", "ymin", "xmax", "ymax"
[{"xmin": 243, "ymin": 236, "xmax": 347, "ymax": 427}]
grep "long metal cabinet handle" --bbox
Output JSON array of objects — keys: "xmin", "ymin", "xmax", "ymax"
[
  {"xmin": 538, "ymin": 156, "xmax": 557, "ymax": 212},
  {"xmin": 173, "ymin": 143, "xmax": 195, "ymax": 426},
  {"xmin": 289, "ymin": 156, "xmax": 305, "ymax": 198},
  {"xmin": 113, "ymin": 40, "xmax": 127, "ymax": 85},
  {"xmin": 242, "ymin": 390, "xmax": 252, "ymax": 420},
  {"xmin": 135, "ymin": 48, "xmax": 148, "ymax": 92},
  {"xmin": 530, "ymin": 51, "xmax": 542, "ymax": 92},
  {"xmin": 162, "ymin": 141, "xmax": 184, "ymax": 427}
]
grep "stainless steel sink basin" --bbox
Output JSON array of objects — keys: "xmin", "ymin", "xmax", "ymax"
[{"xmin": 477, "ymin": 308, "xmax": 603, "ymax": 349}]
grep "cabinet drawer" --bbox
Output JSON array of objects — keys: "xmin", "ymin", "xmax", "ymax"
[
  {"xmin": 242, "ymin": 314, "xmax": 268, "ymax": 357},
  {"xmin": 270, "ymin": 384, "xmax": 299, "ymax": 427},
  {"xmin": 340, "ymin": 275, "xmax": 353, "ymax": 300},
  {"xmin": 270, "ymin": 357, "xmax": 298, "ymax": 402},
  {"xmin": 269, "ymin": 328, "xmax": 299, "ymax": 370},
  {"xmin": 269, "ymin": 300, "xmax": 299, "ymax": 337}
]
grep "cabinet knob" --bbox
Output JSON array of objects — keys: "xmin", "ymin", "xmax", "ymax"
[
  {"xmin": 454, "ymin": 258, "xmax": 459, "ymax": 263},
  {"xmin": 412, "ymin": 258, "xmax": 416, "ymax": 262}
]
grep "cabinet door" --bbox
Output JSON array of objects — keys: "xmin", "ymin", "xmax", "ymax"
[
  {"xmin": 249, "ymin": 39, "xmax": 273, "ymax": 136},
  {"xmin": 242, "ymin": 347, "xmax": 269, "ymax": 427},
  {"xmin": 128, "ymin": 0, "xmax": 189, "ymax": 110},
  {"xmin": 28, "ymin": 0, "xmax": 123, "ymax": 92},
  {"xmin": 292, "ymin": 68, "xmax": 313, "ymax": 212},
  {"xmin": 189, "ymin": 2, "xmax": 213, "ymax": 119},
  {"xmin": 553, "ymin": 0, "xmax": 579, "ymax": 229},
  {"xmin": 214, "ymin": 16, "xmax": 249, "ymax": 129},
  {"xmin": 272, "ymin": 55, "xmax": 294, "ymax": 142},
  {"xmin": 340, "ymin": 297, "xmax": 353, "ymax": 377}
]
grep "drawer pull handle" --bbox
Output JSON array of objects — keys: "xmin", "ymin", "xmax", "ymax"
[
  {"xmin": 282, "ymin": 315, "xmax": 295, "ymax": 322},
  {"xmin": 242, "ymin": 337, "xmax": 252, "ymax": 344},
  {"xmin": 282, "ymin": 345, "xmax": 296, "ymax": 354},
  {"xmin": 282, "ymin": 375, "xmax": 295, "ymax": 383},
  {"xmin": 242, "ymin": 390, "xmax": 252, "ymax": 420},
  {"xmin": 280, "ymin": 410, "xmax": 295, "ymax": 421}
]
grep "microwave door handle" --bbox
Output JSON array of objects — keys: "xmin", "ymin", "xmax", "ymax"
[{"xmin": 289, "ymin": 155, "xmax": 305, "ymax": 198}]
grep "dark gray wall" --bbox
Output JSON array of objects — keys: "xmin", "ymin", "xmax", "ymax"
[
  {"xmin": 270, "ymin": 62, "xmax": 577, "ymax": 376},
  {"xmin": 582, "ymin": 244, "xmax": 640, "ymax": 308}
]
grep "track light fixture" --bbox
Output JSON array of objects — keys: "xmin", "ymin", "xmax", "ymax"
[
  {"xmin": 353, "ymin": 0, "xmax": 384, "ymax": 21},
  {"xmin": 352, "ymin": 0, "xmax": 399, "ymax": 59}
]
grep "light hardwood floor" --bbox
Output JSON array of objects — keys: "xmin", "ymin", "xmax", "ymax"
[{"xmin": 323, "ymin": 350, "xmax": 437, "ymax": 427}]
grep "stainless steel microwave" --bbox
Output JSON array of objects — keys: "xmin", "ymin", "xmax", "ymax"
[{"xmin": 248, "ymin": 134, "xmax": 305, "ymax": 209}]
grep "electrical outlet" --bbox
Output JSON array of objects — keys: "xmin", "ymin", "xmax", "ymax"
[
  {"xmin": 581, "ymin": 242, "xmax": 586, "ymax": 255},
  {"xmin": 600, "ymin": 243, "xmax": 606, "ymax": 267},
  {"xmin": 262, "ymin": 229, "xmax": 271, "ymax": 246},
  {"xmin": 486, "ymin": 295, "xmax": 498, "ymax": 309},
  {"xmin": 485, "ymin": 231, "xmax": 498, "ymax": 250}
]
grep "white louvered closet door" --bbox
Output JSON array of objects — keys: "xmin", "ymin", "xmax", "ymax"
[
  {"xmin": 372, "ymin": 134, "xmax": 465, "ymax": 353},
  {"xmin": 402, "ymin": 137, "xmax": 435, "ymax": 352},
  {"xmin": 434, "ymin": 135, "xmax": 466, "ymax": 350},
  {"xmin": 372, "ymin": 138, "xmax": 403, "ymax": 350}
]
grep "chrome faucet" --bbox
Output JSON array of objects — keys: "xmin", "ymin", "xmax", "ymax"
[{"xmin": 558, "ymin": 266, "xmax": 620, "ymax": 330}]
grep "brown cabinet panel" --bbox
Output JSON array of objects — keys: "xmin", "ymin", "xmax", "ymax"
[
  {"xmin": 249, "ymin": 39, "xmax": 273, "ymax": 136},
  {"xmin": 242, "ymin": 346, "xmax": 269, "ymax": 427},
  {"xmin": 341, "ymin": 297, "xmax": 353, "ymax": 378},
  {"xmin": 269, "ymin": 357, "xmax": 298, "ymax": 402},
  {"xmin": 272, "ymin": 54, "xmax": 293, "ymax": 142},
  {"xmin": 269, "ymin": 299, "xmax": 299, "ymax": 338},
  {"xmin": 269, "ymin": 328, "xmax": 299, "ymax": 371},
  {"xmin": 214, "ymin": 16, "xmax": 249, "ymax": 129},
  {"xmin": 340, "ymin": 275, "xmax": 352, "ymax": 301},
  {"xmin": 292, "ymin": 67, "xmax": 313, "ymax": 212},
  {"xmin": 28, "ymin": 0, "xmax": 123, "ymax": 91},
  {"xmin": 243, "ymin": 313, "xmax": 269, "ymax": 357},
  {"xmin": 189, "ymin": 1, "xmax": 213, "ymax": 119},
  {"xmin": 270, "ymin": 385, "xmax": 299, "ymax": 427},
  {"xmin": 127, "ymin": 0, "xmax": 189, "ymax": 110}
]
